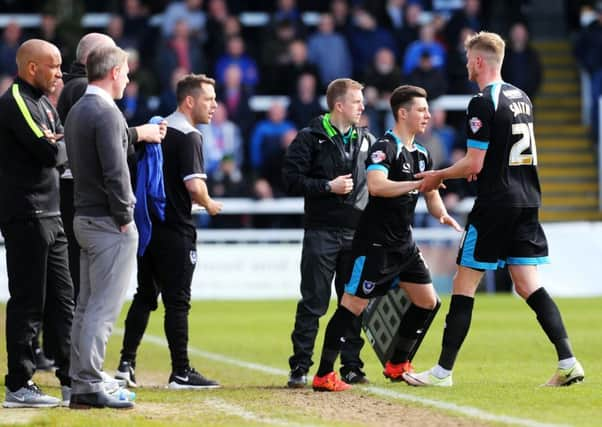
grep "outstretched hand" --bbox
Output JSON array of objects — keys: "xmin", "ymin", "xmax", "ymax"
[
  {"xmin": 415, "ymin": 170, "xmax": 445, "ymax": 193},
  {"xmin": 439, "ymin": 213, "xmax": 463, "ymax": 232}
]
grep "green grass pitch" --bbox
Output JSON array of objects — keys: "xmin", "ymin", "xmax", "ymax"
[{"xmin": 0, "ymin": 295, "xmax": 599, "ymax": 426}]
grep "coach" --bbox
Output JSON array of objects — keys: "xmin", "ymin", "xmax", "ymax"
[
  {"xmin": 283, "ymin": 78, "xmax": 375, "ymax": 387},
  {"xmin": 65, "ymin": 45, "xmax": 137, "ymax": 410},
  {"xmin": 0, "ymin": 39, "xmax": 73, "ymax": 408}
]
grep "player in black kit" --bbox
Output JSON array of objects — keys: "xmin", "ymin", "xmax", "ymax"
[
  {"xmin": 311, "ymin": 85, "xmax": 462, "ymax": 392},
  {"xmin": 404, "ymin": 31, "xmax": 584, "ymax": 387}
]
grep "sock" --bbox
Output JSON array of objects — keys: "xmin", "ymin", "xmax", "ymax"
[
  {"xmin": 526, "ymin": 287, "xmax": 574, "ymax": 360},
  {"xmin": 316, "ymin": 306, "xmax": 356, "ymax": 377},
  {"xmin": 438, "ymin": 295, "xmax": 474, "ymax": 370},
  {"xmin": 432, "ymin": 365, "xmax": 452, "ymax": 379},
  {"xmin": 390, "ymin": 304, "xmax": 433, "ymax": 364},
  {"xmin": 558, "ymin": 357, "xmax": 577, "ymax": 370}
]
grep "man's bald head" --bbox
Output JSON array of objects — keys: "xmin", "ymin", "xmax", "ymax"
[
  {"xmin": 16, "ymin": 39, "xmax": 63, "ymax": 94},
  {"xmin": 75, "ymin": 32, "xmax": 116, "ymax": 64}
]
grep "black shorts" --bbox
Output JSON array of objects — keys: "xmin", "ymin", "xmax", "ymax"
[
  {"xmin": 344, "ymin": 242, "xmax": 432, "ymax": 299},
  {"xmin": 457, "ymin": 205, "xmax": 549, "ymax": 270}
]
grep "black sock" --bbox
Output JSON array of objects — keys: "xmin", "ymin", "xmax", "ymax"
[
  {"xmin": 526, "ymin": 287, "xmax": 574, "ymax": 360},
  {"xmin": 438, "ymin": 295, "xmax": 474, "ymax": 370},
  {"xmin": 316, "ymin": 306, "xmax": 356, "ymax": 377},
  {"xmin": 390, "ymin": 304, "xmax": 433, "ymax": 364}
]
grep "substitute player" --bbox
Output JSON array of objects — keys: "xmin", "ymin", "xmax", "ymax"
[
  {"xmin": 404, "ymin": 31, "xmax": 584, "ymax": 387},
  {"xmin": 311, "ymin": 85, "xmax": 462, "ymax": 392}
]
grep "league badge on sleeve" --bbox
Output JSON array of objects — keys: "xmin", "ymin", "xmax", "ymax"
[
  {"xmin": 469, "ymin": 117, "xmax": 483, "ymax": 134},
  {"xmin": 371, "ymin": 150, "xmax": 386, "ymax": 164}
]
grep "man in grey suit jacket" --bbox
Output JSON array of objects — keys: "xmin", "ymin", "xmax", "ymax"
[{"xmin": 64, "ymin": 45, "xmax": 138, "ymax": 410}]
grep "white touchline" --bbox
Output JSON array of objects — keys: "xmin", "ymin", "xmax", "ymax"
[
  {"xmin": 205, "ymin": 397, "xmax": 318, "ymax": 427},
  {"xmin": 116, "ymin": 330, "xmax": 569, "ymax": 427}
]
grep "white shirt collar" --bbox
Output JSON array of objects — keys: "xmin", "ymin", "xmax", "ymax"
[{"xmin": 85, "ymin": 84, "xmax": 116, "ymax": 107}]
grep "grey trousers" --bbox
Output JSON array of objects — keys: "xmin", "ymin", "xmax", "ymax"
[{"xmin": 70, "ymin": 216, "xmax": 138, "ymax": 394}]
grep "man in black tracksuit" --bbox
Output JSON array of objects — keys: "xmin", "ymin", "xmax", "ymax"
[
  {"xmin": 283, "ymin": 78, "xmax": 375, "ymax": 387},
  {"xmin": 0, "ymin": 39, "xmax": 73, "ymax": 408}
]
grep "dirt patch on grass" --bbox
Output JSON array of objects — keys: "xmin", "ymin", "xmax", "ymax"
[
  {"xmin": 135, "ymin": 387, "xmax": 487, "ymax": 427},
  {"xmin": 266, "ymin": 387, "xmax": 486, "ymax": 427}
]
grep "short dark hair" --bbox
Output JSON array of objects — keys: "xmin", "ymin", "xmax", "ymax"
[
  {"xmin": 176, "ymin": 73, "xmax": 216, "ymax": 104},
  {"xmin": 389, "ymin": 85, "xmax": 428, "ymax": 122}
]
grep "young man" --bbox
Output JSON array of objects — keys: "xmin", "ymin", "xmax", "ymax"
[
  {"xmin": 65, "ymin": 45, "xmax": 138, "ymax": 410},
  {"xmin": 282, "ymin": 78, "xmax": 375, "ymax": 387},
  {"xmin": 312, "ymin": 85, "xmax": 462, "ymax": 392},
  {"xmin": 404, "ymin": 31, "xmax": 584, "ymax": 387},
  {"xmin": 115, "ymin": 74, "xmax": 223, "ymax": 389}
]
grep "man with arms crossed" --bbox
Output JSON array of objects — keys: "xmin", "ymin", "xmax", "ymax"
[
  {"xmin": 311, "ymin": 85, "xmax": 461, "ymax": 391},
  {"xmin": 115, "ymin": 74, "xmax": 223, "ymax": 389},
  {"xmin": 283, "ymin": 78, "xmax": 375, "ymax": 387},
  {"xmin": 1, "ymin": 39, "xmax": 73, "ymax": 408},
  {"xmin": 65, "ymin": 45, "xmax": 138, "ymax": 409},
  {"xmin": 404, "ymin": 31, "xmax": 584, "ymax": 387}
]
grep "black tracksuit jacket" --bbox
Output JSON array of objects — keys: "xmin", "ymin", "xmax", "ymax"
[{"xmin": 282, "ymin": 115, "xmax": 375, "ymax": 230}]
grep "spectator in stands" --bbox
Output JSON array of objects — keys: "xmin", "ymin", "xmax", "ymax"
[
  {"xmin": 307, "ymin": 13, "xmax": 353, "ymax": 89},
  {"xmin": 117, "ymin": 80, "xmax": 152, "ymax": 126},
  {"xmin": 255, "ymin": 127, "xmax": 297, "ymax": 199},
  {"xmin": 446, "ymin": 27, "xmax": 477, "ymax": 94},
  {"xmin": 398, "ymin": 2, "xmax": 422, "ymax": 58},
  {"xmin": 106, "ymin": 15, "xmax": 138, "ymax": 51},
  {"xmin": 288, "ymin": 72, "xmax": 324, "ymax": 129},
  {"xmin": 217, "ymin": 63, "xmax": 253, "ymax": 141},
  {"xmin": 156, "ymin": 19, "xmax": 207, "ymax": 91},
  {"xmin": 406, "ymin": 50, "xmax": 448, "ymax": 100},
  {"xmin": 272, "ymin": 0, "xmax": 305, "ymax": 36},
  {"xmin": 205, "ymin": 0, "xmax": 231, "ymax": 70},
  {"xmin": 403, "ymin": 22, "xmax": 446, "ymax": 76},
  {"xmin": 198, "ymin": 101, "xmax": 243, "ymax": 175},
  {"xmin": 162, "ymin": 0, "xmax": 206, "ymax": 40},
  {"xmin": 368, "ymin": 0, "xmax": 406, "ymax": 32},
  {"xmin": 445, "ymin": 0, "xmax": 482, "ymax": 49},
  {"xmin": 121, "ymin": 0, "xmax": 153, "ymax": 59},
  {"xmin": 282, "ymin": 40, "xmax": 320, "ymax": 96},
  {"xmin": 207, "ymin": 155, "xmax": 248, "ymax": 228},
  {"xmin": 249, "ymin": 101, "xmax": 295, "ymax": 175},
  {"xmin": 330, "ymin": 0, "xmax": 353, "ymax": 35},
  {"xmin": 31, "ymin": 14, "xmax": 62, "ymax": 48},
  {"xmin": 261, "ymin": 19, "xmax": 297, "ymax": 94},
  {"xmin": 348, "ymin": 8, "xmax": 397, "ymax": 77},
  {"xmin": 0, "ymin": 74, "xmax": 12, "ymax": 95},
  {"xmin": 0, "ymin": 21, "xmax": 22, "ymax": 76},
  {"xmin": 502, "ymin": 22, "xmax": 542, "ymax": 100},
  {"xmin": 363, "ymin": 47, "xmax": 403, "ymax": 99},
  {"xmin": 215, "ymin": 35, "xmax": 259, "ymax": 91},
  {"xmin": 575, "ymin": 3, "xmax": 602, "ymax": 140},
  {"xmin": 125, "ymin": 48, "xmax": 158, "ymax": 99},
  {"xmin": 158, "ymin": 67, "xmax": 189, "ymax": 116},
  {"xmin": 429, "ymin": 108, "xmax": 458, "ymax": 163}
]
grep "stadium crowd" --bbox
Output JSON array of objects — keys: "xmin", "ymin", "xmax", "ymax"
[{"xmin": 0, "ymin": 0, "xmax": 544, "ymax": 229}]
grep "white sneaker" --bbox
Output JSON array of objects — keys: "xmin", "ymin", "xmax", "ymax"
[
  {"xmin": 3, "ymin": 381, "xmax": 60, "ymax": 408},
  {"xmin": 543, "ymin": 360, "xmax": 585, "ymax": 387},
  {"xmin": 402, "ymin": 368, "xmax": 453, "ymax": 387}
]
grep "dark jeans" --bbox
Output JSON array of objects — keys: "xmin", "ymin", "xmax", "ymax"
[
  {"xmin": 289, "ymin": 228, "xmax": 364, "ymax": 372},
  {"xmin": 120, "ymin": 226, "xmax": 195, "ymax": 372},
  {"xmin": 1, "ymin": 216, "xmax": 74, "ymax": 390},
  {"xmin": 60, "ymin": 178, "xmax": 79, "ymax": 298}
]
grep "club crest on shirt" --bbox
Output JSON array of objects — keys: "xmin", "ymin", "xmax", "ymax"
[
  {"xmin": 189, "ymin": 250, "xmax": 197, "ymax": 265},
  {"xmin": 469, "ymin": 117, "xmax": 482, "ymax": 134},
  {"xmin": 362, "ymin": 280, "xmax": 375, "ymax": 295},
  {"xmin": 419, "ymin": 160, "xmax": 425, "ymax": 172},
  {"xmin": 371, "ymin": 150, "xmax": 386, "ymax": 163}
]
